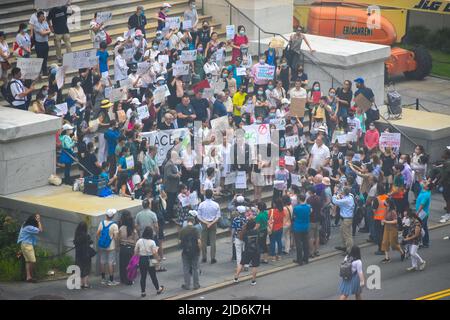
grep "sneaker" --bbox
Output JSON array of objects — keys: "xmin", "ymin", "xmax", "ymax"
[
  {"xmin": 406, "ymin": 266, "xmax": 416, "ymax": 272},
  {"xmin": 141, "ymin": 292, "xmax": 146, "ymax": 297},
  {"xmin": 250, "ymin": 280, "xmax": 256, "ymax": 286},
  {"xmin": 440, "ymin": 217, "xmax": 450, "ymax": 223},
  {"xmin": 157, "ymin": 286, "xmax": 165, "ymax": 295},
  {"xmin": 419, "ymin": 260, "xmax": 426, "ymax": 271},
  {"xmin": 440, "ymin": 213, "xmax": 450, "ymax": 219},
  {"xmin": 107, "ymin": 280, "xmax": 119, "ymax": 286},
  {"xmin": 233, "ymin": 277, "xmax": 239, "ymax": 283},
  {"xmin": 101, "ymin": 279, "xmax": 108, "ymax": 285},
  {"xmin": 181, "ymin": 284, "xmax": 190, "ymax": 290},
  {"xmin": 314, "ymin": 251, "xmax": 320, "ymax": 257},
  {"xmin": 211, "ymin": 259, "xmax": 217, "ymax": 264},
  {"xmin": 381, "ymin": 258, "xmax": 391, "ymax": 264}
]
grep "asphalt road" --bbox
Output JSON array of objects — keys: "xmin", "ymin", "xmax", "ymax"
[{"xmin": 192, "ymin": 225, "xmax": 450, "ymax": 300}]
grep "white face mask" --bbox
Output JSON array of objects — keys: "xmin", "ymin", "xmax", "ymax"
[{"xmin": 399, "ymin": 159, "xmax": 404, "ymax": 164}]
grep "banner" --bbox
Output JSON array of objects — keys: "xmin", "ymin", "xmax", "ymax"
[
  {"xmin": 153, "ymin": 85, "xmax": 171, "ymax": 105},
  {"xmin": 16, "ymin": 58, "xmax": 43, "ymax": 79},
  {"xmin": 256, "ymin": 65, "xmax": 275, "ymax": 80},
  {"xmin": 137, "ymin": 61, "xmax": 151, "ymax": 76},
  {"xmin": 285, "ymin": 135, "xmax": 300, "ymax": 149},
  {"xmin": 290, "ymin": 97, "xmax": 306, "ymax": 117},
  {"xmin": 165, "ymin": 17, "xmax": 181, "ymax": 30},
  {"xmin": 34, "ymin": 0, "xmax": 67, "ymax": 9},
  {"xmin": 270, "ymin": 118, "xmax": 286, "ymax": 131},
  {"xmin": 235, "ymin": 171, "xmax": 247, "ymax": 189},
  {"xmin": 96, "ymin": 11, "xmax": 112, "ymax": 24},
  {"xmin": 181, "ymin": 50, "xmax": 197, "ymax": 62},
  {"xmin": 379, "ymin": 132, "xmax": 401, "ymax": 150},
  {"xmin": 173, "ymin": 63, "xmax": 190, "ymax": 76},
  {"xmin": 244, "ymin": 124, "xmax": 271, "ymax": 145},
  {"xmin": 140, "ymin": 128, "xmax": 190, "ymax": 166},
  {"xmin": 211, "ymin": 115, "xmax": 229, "ymax": 132},
  {"xmin": 226, "ymin": 25, "xmax": 235, "ymax": 40},
  {"xmin": 63, "ymin": 49, "xmax": 98, "ymax": 70},
  {"xmin": 136, "ymin": 106, "xmax": 150, "ymax": 120},
  {"xmin": 54, "ymin": 103, "xmax": 68, "ymax": 116}
]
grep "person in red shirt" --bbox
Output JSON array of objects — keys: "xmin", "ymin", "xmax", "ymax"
[
  {"xmin": 268, "ymin": 198, "xmax": 287, "ymax": 261},
  {"xmin": 364, "ymin": 122, "xmax": 380, "ymax": 153},
  {"xmin": 230, "ymin": 25, "xmax": 248, "ymax": 64}
]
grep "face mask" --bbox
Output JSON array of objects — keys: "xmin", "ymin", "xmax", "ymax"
[
  {"xmin": 268, "ymin": 85, "xmax": 274, "ymax": 90},
  {"xmin": 290, "ymin": 119, "xmax": 296, "ymax": 124},
  {"xmin": 269, "ymin": 112, "xmax": 276, "ymax": 117},
  {"xmin": 153, "ymin": 45, "xmax": 158, "ymax": 50},
  {"xmin": 42, "ymin": 90, "xmax": 48, "ymax": 96},
  {"xmin": 314, "ymin": 86, "xmax": 319, "ymax": 91},
  {"xmin": 281, "ymin": 64, "xmax": 287, "ymax": 68},
  {"xmin": 141, "ymin": 12, "xmax": 145, "ymax": 16},
  {"xmin": 222, "ymin": 73, "xmax": 228, "ymax": 78},
  {"xmin": 255, "ymin": 120, "xmax": 262, "ymax": 124},
  {"xmin": 197, "ymin": 48, "xmax": 203, "ymax": 53},
  {"xmin": 239, "ymin": 30, "xmax": 245, "ymax": 36},
  {"xmin": 135, "ymin": 36, "xmax": 141, "ymax": 41},
  {"xmin": 257, "ymin": 91, "xmax": 263, "ymax": 96},
  {"xmin": 77, "ymin": 82, "xmax": 82, "ymax": 87},
  {"xmin": 158, "ymin": 81, "xmax": 165, "ymax": 85},
  {"xmin": 329, "ymin": 93, "xmax": 335, "ymax": 97},
  {"xmin": 157, "ymin": 35, "xmax": 163, "ymax": 40},
  {"xmin": 298, "ymin": 69, "xmax": 303, "ymax": 73},
  {"xmin": 51, "ymin": 68, "xmax": 57, "ymax": 75},
  {"xmin": 369, "ymin": 125, "xmax": 375, "ymax": 130},
  {"xmin": 399, "ymin": 159, "xmax": 404, "ymax": 164},
  {"xmin": 24, "ymin": 29, "xmax": 29, "ymax": 33},
  {"xmin": 191, "ymin": 4, "xmax": 196, "ymax": 9}
]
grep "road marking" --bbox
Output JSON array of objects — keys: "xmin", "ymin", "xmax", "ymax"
[{"xmin": 415, "ymin": 288, "xmax": 450, "ymax": 300}]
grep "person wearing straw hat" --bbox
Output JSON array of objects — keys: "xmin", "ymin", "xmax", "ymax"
[{"xmin": 97, "ymin": 99, "xmax": 113, "ymax": 164}]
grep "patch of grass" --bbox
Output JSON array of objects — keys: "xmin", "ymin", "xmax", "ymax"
[{"xmin": 398, "ymin": 44, "xmax": 450, "ymax": 79}]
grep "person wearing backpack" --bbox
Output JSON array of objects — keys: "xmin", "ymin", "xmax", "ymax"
[
  {"xmin": 338, "ymin": 245, "xmax": 365, "ymax": 300},
  {"xmin": 96, "ymin": 208, "xmax": 119, "ymax": 286},
  {"xmin": 4, "ymin": 67, "xmax": 35, "ymax": 110},
  {"xmin": 233, "ymin": 220, "xmax": 260, "ymax": 286},
  {"xmin": 179, "ymin": 216, "xmax": 201, "ymax": 290}
]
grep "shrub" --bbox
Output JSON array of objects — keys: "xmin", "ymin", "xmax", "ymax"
[
  {"xmin": 0, "ymin": 258, "xmax": 22, "ymax": 282},
  {"xmin": 0, "ymin": 210, "xmax": 21, "ymax": 248},
  {"xmin": 405, "ymin": 26, "xmax": 430, "ymax": 46}
]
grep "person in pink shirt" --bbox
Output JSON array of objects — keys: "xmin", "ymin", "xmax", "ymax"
[
  {"xmin": 250, "ymin": 56, "xmax": 272, "ymax": 92},
  {"xmin": 364, "ymin": 122, "xmax": 380, "ymax": 153}
]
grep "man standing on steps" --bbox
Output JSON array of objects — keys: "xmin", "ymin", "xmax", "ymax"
[
  {"xmin": 34, "ymin": 11, "xmax": 51, "ymax": 76},
  {"xmin": 197, "ymin": 189, "xmax": 221, "ymax": 264},
  {"xmin": 128, "ymin": 6, "xmax": 148, "ymax": 38},
  {"xmin": 47, "ymin": 4, "xmax": 73, "ymax": 64}
]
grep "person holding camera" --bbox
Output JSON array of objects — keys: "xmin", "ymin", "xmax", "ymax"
[
  {"xmin": 332, "ymin": 187, "xmax": 355, "ymax": 255},
  {"xmin": 17, "ymin": 214, "xmax": 43, "ymax": 283}
]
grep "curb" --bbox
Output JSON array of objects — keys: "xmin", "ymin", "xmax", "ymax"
[{"xmin": 163, "ymin": 221, "xmax": 450, "ymax": 300}]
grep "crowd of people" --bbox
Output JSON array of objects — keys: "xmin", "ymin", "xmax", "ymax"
[{"xmin": 7, "ymin": 1, "xmax": 450, "ymax": 300}]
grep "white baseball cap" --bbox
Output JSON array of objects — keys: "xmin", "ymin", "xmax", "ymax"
[
  {"xmin": 156, "ymin": 76, "xmax": 165, "ymax": 82},
  {"xmin": 281, "ymin": 98, "xmax": 290, "ymax": 105},
  {"xmin": 116, "ymin": 36, "xmax": 125, "ymax": 42},
  {"xmin": 236, "ymin": 195, "xmax": 245, "ymax": 203},
  {"xmin": 62, "ymin": 123, "xmax": 74, "ymax": 131},
  {"xmin": 237, "ymin": 206, "xmax": 246, "ymax": 214},
  {"xmin": 131, "ymin": 98, "xmax": 141, "ymax": 105},
  {"xmin": 106, "ymin": 208, "xmax": 117, "ymax": 217},
  {"xmin": 189, "ymin": 210, "xmax": 198, "ymax": 217},
  {"xmin": 162, "ymin": 3, "xmax": 172, "ymax": 8}
]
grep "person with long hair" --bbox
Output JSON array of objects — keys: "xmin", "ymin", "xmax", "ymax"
[
  {"xmin": 17, "ymin": 214, "xmax": 43, "ymax": 282},
  {"xmin": 118, "ymin": 210, "xmax": 138, "ymax": 285},
  {"xmin": 74, "ymin": 221, "xmax": 93, "ymax": 288},
  {"xmin": 233, "ymin": 220, "xmax": 260, "ymax": 286},
  {"xmin": 338, "ymin": 245, "xmax": 365, "ymax": 300},
  {"xmin": 403, "ymin": 209, "xmax": 426, "ymax": 271},
  {"xmin": 380, "ymin": 198, "xmax": 405, "ymax": 263},
  {"xmin": 134, "ymin": 226, "xmax": 165, "ymax": 297},
  {"xmin": 268, "ymin": 198, "xmax": 286, "ymax": 262}
]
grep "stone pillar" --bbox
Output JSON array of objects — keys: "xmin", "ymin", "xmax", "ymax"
[{"xmin": 0, "ymin": 108, "xmax": 61, "ymax": 195}]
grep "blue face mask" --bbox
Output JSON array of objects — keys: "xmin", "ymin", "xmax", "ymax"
[
  {"xmin": 268, "ymin": 85, "xmax": 274, "ymax": 90},
  {"xmin": 51, "ymin": 68, "xmax": 57, "ymax": 75},
  {"xmin": 153, "ymin": 45, "xmax": 158, "ymax": 50}
]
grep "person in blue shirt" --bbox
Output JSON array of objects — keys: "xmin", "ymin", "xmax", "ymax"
[
  {"xmin": 96, "ymin": 41, "xmax": 109, "ymax": 74},
  {"xmin": 292, "ymin": 194, "xmax": 311, "ymax": 265},
  {"xmin": 17, "ymin": 214, "xmax": 43, "ymax": 282},
  {"xmin": 99, "ymin": 161, "xmax": 117, "ymax": 188},
  {"xmin": 416, "ymin": 180, "xmax": 433, "ymax": 248},
  {"xmin": 332, "ymin": 187, "xmax": 355, "ymax": 254},
  {"xmin": 212, "ymin": 92, "xmax": 228, "ymax": 118},
  {"xmin": 104, "ymin": 120, "xmax": 120, "ymax": 169}
]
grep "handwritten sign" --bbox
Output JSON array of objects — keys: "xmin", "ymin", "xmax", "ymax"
[
  {"xmin": 173, "ymin": 63, "xmax": 190, "ymax": 76},
  {"xmin": 124, "ymin": 28, "xmax": 135, "ymax": 39},
  {"xmin": 244, "ymin": 124, "xmax": 271, "ymax": 145},
  {"xmin": 211, "ymin": 115, "xmax": 229, "ymax": 132},
  {"xmin": 235, "ymin": 171, "xmax": 247, "ymax": 189},
  {"xmin": 109, "ymin": 87, "xmax": 127, "ymax": 102},
  {"xmin": 136, "ymin": 61, "xmax": 151, "ymax": 76},
  {"xmin": 158, "ymin": 55, "xmax": 169, "ymax": 65},
  {"xmin": 225, "ymin": 171, "xmax": 237, "ymax": 185},
  {"xmin": 270, "ymin": 118, "xmax": 286, "ymax": 131},
  {"xmin": 56, "ymin": 66, "xmax": 66, "ymax": 89},
  {"xmin": 34, "ymin": 0, "xmax": 67, "ymax": 9},
  {"xmin": 165, "ymin": 17, "xmax": 181, "ymax": 30},
  {"xmin": 126, "ymin": 156, "xmax": 134, "ymax": 170},
  {"xmin": 122, "ymin": 47, "xmax": 135, "ymax": 62},
  {"xmin": 181, "ymin": 50, "xmax": 197, "ymax": 62},
  {"xmin": 119, "ymin": 78, "xmax": 132, "ymax": 89},
  {"xmin": 236, "ymin": 67, "xmax": 247, "ymax": 76},
  {"xmin": 182, "ymin": 19, "xmax": 192, "ymax": 30},
  {"xmin": 104, "ymin": 87, "xmax": 112, "ymax": 99},
  {"xmin": 96, "ymin": 11, "xmax": 112, "ymax": 24},
  {"xmin": 291, "ymin": 174, "xmax": 302, "ymax": 187},
  {"xmin": 285, "ymin": 156, "xmax": 296, "ymax": 166},
  {"xmin": 379, "ymin": 132, "xmax": 401, "ymax": 149},
  {"xmin": 153, "ymin": 85, "xmax": 171, "ymax": 105},
  {"xmin": 336, "ymin": 134, "xmax": 348, "ymax": 144},
  {"xmin": 54, "ymin": 103, "xmax": 68, "ymax": 116},
  {"xmin": 63, "ymin": 49, "xmax": 98, "ymax": 70},
  {"xmin": 17, "ymin": 58, "xmax": 43, "ymax": 79},
  {"xmin": 256, "ymin": 65, "xmax": 275, "ymax": 80},
  {"xmin": 226, "ymin": 25, "xmax": 235, "ymax": 40},
  {"xmin": 285, "ymin": 135, "xmax": 300, "ymax": 149},
  {"xmin": 290, "ymin": 97, "xmax": 306, "ymax": 117},
  {"xmin": 136, "ymin": 105, "xmax": 150, "ymax": 120}
]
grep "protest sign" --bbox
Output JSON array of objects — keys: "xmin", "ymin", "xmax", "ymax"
[
  {"xmin": 125, "ymin": 156, "xmax": 134, "ymax": 170},
  {"xmin": 136, "ymin": 106, "xmax": 150, "ymax": 120},
  {"xmin": 211, "ymin": 116, "xmax": 229, "ymax": 132},
  {"xmin": 158, "ymin": 55, "xmax": 169, "ymax": 65},
  {"xmin": 69, "ymin": 106, "xmax": 76, "ymax": 116},
  {"xmin": 213, "ymin": 80, "xmax": 226, "ymax": 94},
  {"xmin": 182, "ymin": 19, "xmax": 193, "ymax": 30},
  {"xmin": 119, "ymin": 78, "xmax": 132, "ymax": 89},
  {"xmin": 140, "ymin": 128, "xmax": 189, "ymax": 166},
  {"xmin": 109, "ymin": 87, "xmax": 127, "ymax": 102},
  {"xmin": 63, "ymin": 49, "xmax": 98, "ymax": 70},
  {"xmin": 291, "ymin": 174, "xmax": 302, "ymax": 187},
  {"xmin": 290, "ymin": 97, "xmax": 306, "ymax": 117},
  {"xmin": 96, "ymin": 11, "xmax": 112, "ymax": 24},
  {"xmin": 124, "ymin": 28, "xmax": 135, "ymax": 39},
  {"xmin": 54, "ymin": 103, "xmax": 68, "ymax": 116},
  {"xmin": 236, "ymin": 67, "xmax": 247, "ymax": 76},
  {"xmin": 153, "ymin": 85, "xmax": 171, "ymax": 105},
  {"xmin": 137, "ymin": 61, "xmax": 151, "ymax": 76},
  {"xmin": 202, "ymin": 88, "xmax": 215, "ymax": 100},
  {"xmin": 256, "ymin": 65, "xmax": 275, "ymax": 80},
  {"xmin": 16, "ymin": 58, "xmax": 43, "ymax": 79},
  {"xmin": 166, "ymin": 17, "xmax": 181, "ymax": 29},
  {"xmin": 225, "ymin": 171, "xmax": 237, "ymax": 185},
  {"xmin": 226, "ymin": 25, "xmax": 235, "ymax": 40},
  {"xmin": 244, "ymin": 124, "xmax": 271, "ymax": 145},
  {"xmin": 235, "ymin": 171, "xmax": 247, "ymax": 189},
  {"xmin": 181, "ymin": 50, "xmax": 197, "ymax": 62},
  {"xmin": 104, "ymin": 87, "xmax": 112, "ymax": 99},
  {"xmin": 379, "ymin": 133, "xmax": 401, "ymax": 150},
  {"xmin": 336, "ymin": 134, "xmax": 348, "ymax": 145},
  {"xmin": 173, "ymin": 63, "xmax": 190, "ymax": 76},
  {"xmin": 270, "ymin": 118, "xmax": 286, "ymax": 131},
  {"xmin": 285, "ymin": 156, "xmax": 296, "ymax": 166},
  {"xmin": 189, "ymin": 191, "xmax": 199, "ymax": 207},
  {"xmin": 56, "ymin": 66, "xmax": 65, "ymax": 89},
  {"xmin": 354, "ymin": 93, "xmax": 373, "ymax": 112},
  {"xmin": 34, "ymin": 0, "xmax": 67, "ymax": 9},
  {"xmin": 122, "ymin": 47, "xmax": 135, "ymax": 62},
  {"xmin": 285, "ymin": 135, "xmax": 300, "ymax": 149}
]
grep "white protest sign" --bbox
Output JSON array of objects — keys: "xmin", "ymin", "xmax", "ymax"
[
  {"xmin": 189, "ymin": 191, "xmax": 199, "ymax": 206},
  {"xmin": 158, "ymin": 55, "xmax": 169, "ymax": 65},
  {"xmin": 244, "ymin": 124, "xmax": 271, "ymax": 145},
  {"xmin": 140, "ymin": 128, "xmax": 189, "ymax": 166},
  {"xmin": 63, "ymin": 49, "xmax": 98, "ymax": 70},
  {"xmin": 182, "ymin": 19, "xmax": 192, "ymax": 30},
  {"xmin": 166, "ymin": 17, "xmax": 181, "ymax": 29},
  {"xmin": 285, "ymin": 135, "xmax": 300, "ymax": 149},
  {"xmin": 109, "ymin": 87, "xmax": 127, "ymax": 102},
  {"xmin": 291, "ymin": 174, "xmax": 302, "ymax": 187},
  {"xmin": 336, "ymin": 134, "xmax": 348, "ymax": 145},
  {"xmin": 136, "ymin": 106, "xmax": 150, "ymax": 120},
  {"xmin": 56, "ymin": 66, "xmax": 66, "ymax": 89},
  {"xmin": 236, "ymin": 67, "xmax": 247, "ymax": 76},
  {"xmin": 173, "ymin": 63, "xmax": 190, "ymax": 76},
  {"xmin": 55, "ymin": 103, "xmax": 68, "ymax": 116},
  {"xmin": 181, "ymin": 50, "xmax": 197, "ymax": 62},
  {"xmin": 122, "ymin": 47, "xmax": 135, "ymax": 62},
  {"xmin": 126, "ymin": 156, "xmax": 134, "ymax": 170},
  {"xmin": 16, "ymin": 58, "xmax": 43, "ymax": 79},
  {"xmin": 379, "ymin": 133, "xmax": 401, "ymax": 150},
  {"xmin": 225, "ymin": 172, "xmax": 237, "ymax": 185},
  {"xmin": 226, "ymin": 25, "xmax": 235, "ymax": 40},
  {"xmin": 257, "ymin": 65, "xmax": 275, "ymax": 80},
  {"xmin": 202, "ymin": 88, "xmax": 215, "ymax": 100},
  {"xmin": 137, "ymin": 61, "xmax": 151, "ymax": 76},
  {"xmin": 213, "ymin": 80, "xmax": 226, "ymax": 94},
  {"xmin": 69, "ymin": 106, "xmax": 76, "ymax": 116},
  {"xmin": 96, "ymin": 11, "xmax": 112, "ymax": 24},
  {"xmin": 270, "ymin": 118, "xmax": 286, "ymax": 131},
  {"xmin": 124, "ymin": 28, "xmax": 135, "ymax": 39},
  {"xmin": 153, "ymin": 85, "xmax": 171, "ymax": 105},
  {"xmin": 34, "ymin": 0, "xmax": 68, "ymax": 9},
  {"xmin": 285, "ymin": 156, "xmax": 296, "ymax": 166},
  {"xmin": 211, "ymin": 115, "xmax": 229, "ymax": 132},
  {"xmin": 104, "ymin": 87, "xmax": 112, "ymax": 99},
  {"xmin": 235, "ymin": 171, "xmax": 247, "ymax": 189},
  {"xmin": 119, "ymin": 78, "xmax": 132, "ymax": 89}
]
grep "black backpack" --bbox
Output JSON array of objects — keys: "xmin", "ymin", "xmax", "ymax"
[
  {"xmin": 1, "ymin": 80, "xmax": 19, "ymax": 106},
  {"xmin": 181, "ymin": 230, "xmax": 199, "ymax": 258},
  {"xmin": 339, "ymin": 256, "xmax": 355, "ymax": 280}
]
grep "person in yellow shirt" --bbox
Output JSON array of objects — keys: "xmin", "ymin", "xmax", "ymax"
[{"xmin": 232, "ymin": 85, "xmax": 248, "ymax": 124}]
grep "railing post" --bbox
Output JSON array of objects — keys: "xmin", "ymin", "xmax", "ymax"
[
  {"xmin": 258, "ymin": 29, "xmax": 261, "ymax": 57},
  {"xmin": 416, "ymin": 98, "xmax": 419, "ymax": 110}
]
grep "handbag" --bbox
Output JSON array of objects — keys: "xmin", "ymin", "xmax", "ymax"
[
  {"xmin": 105, "ymin": 32, "xmax": 112, "ymax": 45},
  {"xmin": 88, "ymin": 246, "xmax": 97, "ymax": 258}
]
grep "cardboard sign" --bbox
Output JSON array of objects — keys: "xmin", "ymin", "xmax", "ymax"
[
  {"xmin": 379, "ymin": 132, "xmax": 401, "ymax": 149},
  {"xmin": 158, "ymin": 55, "xmax": 169, "ymax": 65},
  {"xmin": 166, "ymin": 17, "xmax": 181, "ymax": 29},
  {"xmin": 153, "ymin": 85, "xmax": 171, "ymax": 105},
  {"xmin": 34, "ymin": 0, "xmax": 67, "ymax": 9},
  {"xmin": 181, "ymin": 50, "xmax": 197, "ymax": 62},
  {"xmin": 136, "ymin": 105, "xmax": 150, "ymax": 120},
  {"xmin": 110, "ymin": 87, "xmax": 127, "ymax": 102},
  {"xmin": 140, "ymin": 128, "xmax": 189, "ymax": 166},
  {"xmin": 256, "ymin": 65, "xmax": 275, "ymax": 80},
  {"xmin": 182, "ymin": 19, "xmax": 193, "ymax": 30},
  {"xmin": 211, "ymin": 115, "xmax": 229, "ymax": 132},
  {"xmin": 54, "ymin": 103, "xmax": 68, "ymax": 116},
  {"xmin": 63, "ymin": 49, "xmax": 98, "ymax": 70},
  {"xmin": 285, "ymin": 156, "xmax": 296, "ymax": 166},
  {"xmin": 117, "ymin": 110, "xmax": 126, "ymax": 123},
  {"xmin": 137, "ymin": 61, "xmax": 151, "ymax": 76},
  {"xmin": 244, "ymin": 124, "xmax": 271, "ymax": 145},
  {"xmin": 354, "ymin": 93, "xmax": 373, "ymax": 112},
  {"xmin": 235, "ymin": 171, "xmax": 247, "ymax": 189},
  {"xmin": 291, "ymin": 174, "xmax": 302, "ymax": 187},
  {"xmin": 189, "ymin": 191, "xmax": 199, "ymax": 207},
  {"xmin": 225, "ymin": 171, "xmax": 237, "ymax": 185},
  {"xmin": 270, "ymin": 118, "xmax": 286, "ymax": 131},
  {"xmin": 285, "ymin": 135, "xmax": 300, "ymax": 149},
  {"xmin": 226, "ymin": 25, "xmax": 235, "ymax": 40},
  {"xmin": 290, "ymin": 97, "xmax": 306, "ymax": 117},
  {"xmin": 96, "ymin": 11, "xmax": 112, "ymax": 24},
  {"xmin": 55, "ymin": 66, "xmax": 65, "ymax": 89},
  {"xmin": 173, "ymin": 63, "xmax": 190, "ymax": 76},
  {"xmin": 236, "ymin": 67, "xmax": 247, "ymax": 76},
  {"xmin": 16, "ymin": 58, "xmax": 43, "ymax": 79}
]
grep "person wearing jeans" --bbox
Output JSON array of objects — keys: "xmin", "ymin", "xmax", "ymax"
[
  {"xmin": 416, "ymin": 180, "xmax": 433, "ymax": 248},
  {"xmin": 34, "ymin": 11, "xmax": 50, "ymax": 75},
  {"xmin": 292, "ymin": 194, "xmax": 310, "ymax": 265},
  {"xmin": 268, "ymin": 198, "xmax": 286, "ymax": 261}
]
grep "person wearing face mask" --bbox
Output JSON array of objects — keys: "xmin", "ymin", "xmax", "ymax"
[
  {"xmin": 292, "ymin": 65, "xmax": 308, "ymax": 85},
  {"xmin": 69, "ymin": 76, "xmax": 87, "ymax": 110},
  {"xmin": 184, "ymin": 0, "xmax": 199, "ymax": 35},
  {"xmin": 129, "ymin": 6, "xmax": 147, "ymax": 36},
  {"xmin": 203, "ymin": 54, "xmax": 220, "ymax": 82},
  {"xmin": 114, "ymin": 47, "xmax": 129, "ymax": 83},
  {"xmin": 133, "ymin": 29, "xmax": 147, "ymax": 56},
  {"xmin": 29, "ymin": 90, "xmax": 46, "ymax": 114},
  {"xmin": 231, "ymin": 25, "xmax": 249, "ymax": 64},
  {"xmin": 156, "ymin": 3, "xmax": 171, "ymax": 31},
  {"xmin": 364, "ymin": 122, "xmax": 380, "ymax": 153},
  {"xmin": 196, "ymin": 21, "xmax": 213, "ymax": 52},
  {"xmin": 252, "ymin": 86, "xmax": 270, "ymax": 120},
  {"xmin": 250, "ymin": 56, "xmax": 271, "ymax": 93},
  {"xmin": 15, "ymin": 23, "xmax": 32, "ymax": 58},
  {"xmin": 276, "ymin": 58, "xmax": 291, "ymax": 93},
  {"xmin": 145, "ymin": 40, "xmax": 160, "ymax": 62}
]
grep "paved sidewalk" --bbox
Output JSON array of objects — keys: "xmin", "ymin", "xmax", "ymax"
[{"xmin": 0, "ymin": 193, "xmax": 447, "ymax": 300}]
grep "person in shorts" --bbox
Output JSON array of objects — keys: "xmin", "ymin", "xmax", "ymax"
[
  {"xmin": 97, "ymin": 209, "xmax": 119, "ymax": 286},
  {"xmin": 233, "ymin": 220, "xmax": 260, "ymax": 285},
  {"xmin": 17, "ymin": 214, "xmax": 43, "ymax": 283}
]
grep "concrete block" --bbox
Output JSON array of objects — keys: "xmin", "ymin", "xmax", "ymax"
[{"xmin": 0, "ymin": 134, "xmax": 56, "ymax": 161}]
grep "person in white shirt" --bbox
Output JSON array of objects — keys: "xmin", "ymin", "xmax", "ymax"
[
  {"xmin": 197, "ymin": 190, "xmax": 221, "ymax": 263},
  {"xmin": 203, "ymin": 56, "xmax": 220, "ymax": 82},
  {"xmin": 289, "ymin": 80, "xmax": 307, "ymax": 99},
  {"xmin": 0, "ymin": 31, "xmax": 11, "ymax": 84},
  {"xmin": 144, "ymin": 40, "xmax": 160, "ymax": 62},
  {"xmin": 9, "ymin": 67, "xmax": 35, "ymax": 110},
  {"xmin": 15, "ymin": 24, "xmax": 32, "ymax": 58},
  {"xmin": 309, "ymin": 136, "xmax": 331, "ymax": 170},
  {"xmin": 114, "ymin": 47, "xmax": 129, "ymax": 82},
  {"xmin": 347, "ymin": 109, "xmax": 362, "ymax": 142},
  {"xmin": 133, "ymin": 29, "xmax": 147, "ymax": 55}
]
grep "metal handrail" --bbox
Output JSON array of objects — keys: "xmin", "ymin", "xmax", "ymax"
[{"xmin": 404, "ymin": 98, "xmax": 432, "ymax": 112}]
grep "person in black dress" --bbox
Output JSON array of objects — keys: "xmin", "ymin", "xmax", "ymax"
[{"xmin": 74, "ymin": 221, "xmax": 94, "ymax": 289}]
